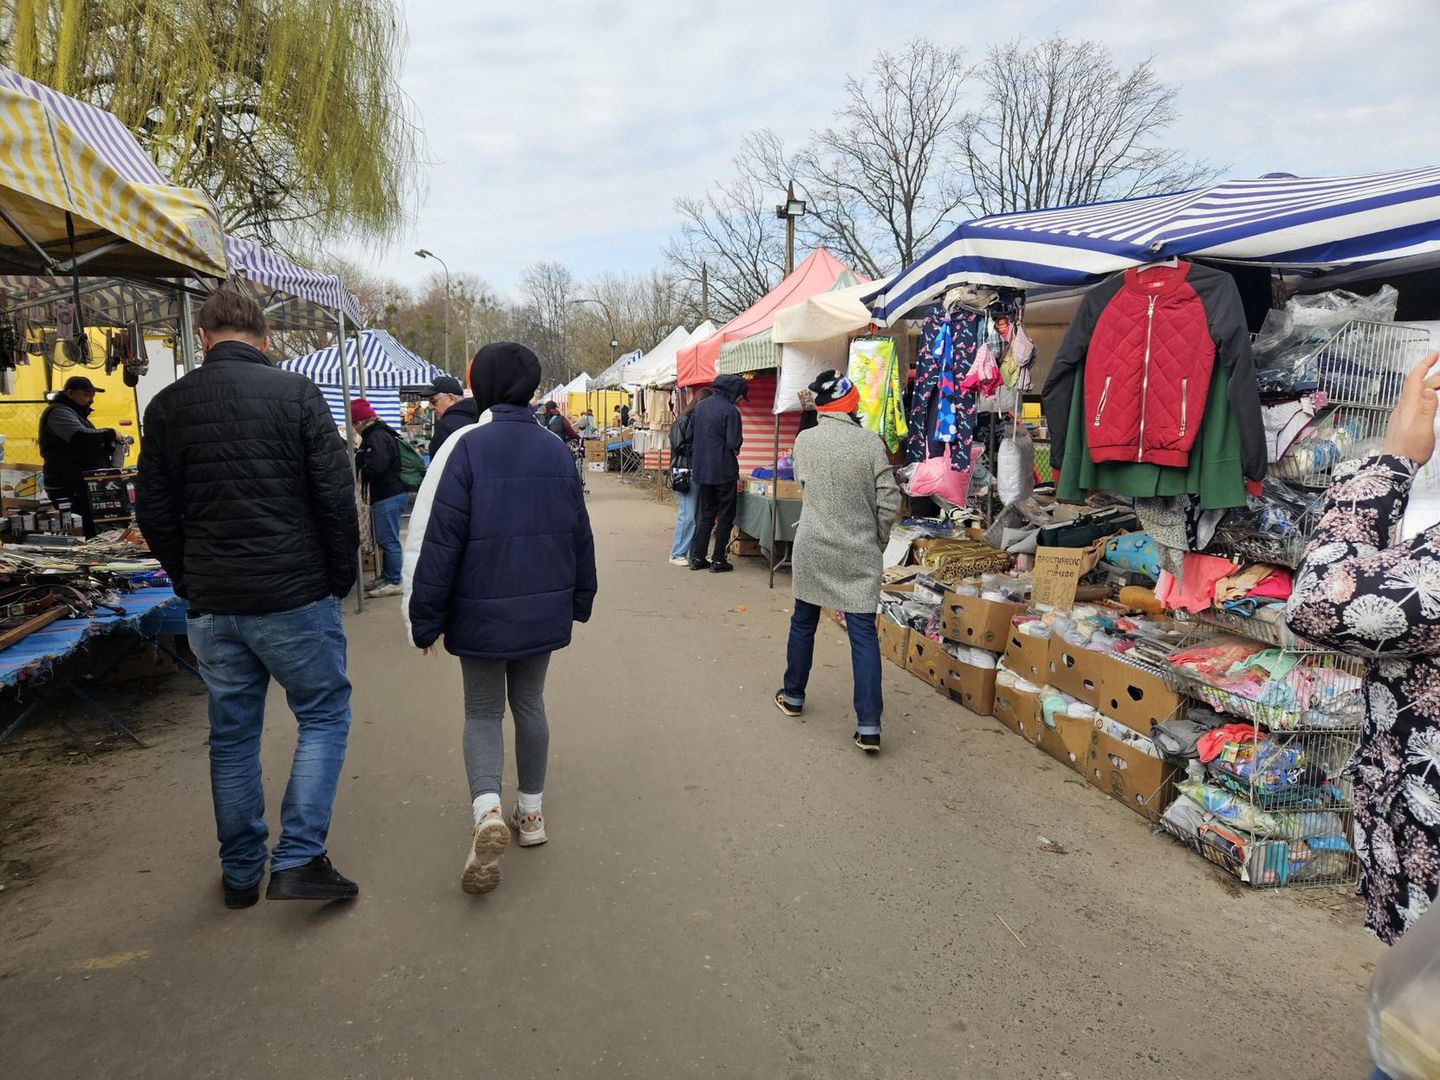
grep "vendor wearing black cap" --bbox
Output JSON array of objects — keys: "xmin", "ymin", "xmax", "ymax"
[
  {"xmin": 425, "ymin": 373, "xmax": 479, "ymax": 457},
  {"xmin": 38, "ymin": 375, "xmax": 119, "ymax": 511}
]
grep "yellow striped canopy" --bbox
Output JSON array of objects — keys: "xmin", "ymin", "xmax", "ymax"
[{"xmin": 0, "ymin": 69, "xmax": 227, "ymax": 279}]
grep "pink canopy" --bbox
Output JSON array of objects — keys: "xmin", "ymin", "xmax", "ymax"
[{"xmin": 676, "ymin": 249, "xmax": 852, "ymax": 388}]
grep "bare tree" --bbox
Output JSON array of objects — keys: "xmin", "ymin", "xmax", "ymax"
[
  {"xmin": 664, "ymin": 173, "xmax": 787, "ymax": 323},
  {"xmin": 741, "ymin": 41, "xmax": 972, "ymax": 278},
  {"xmin": 963, "ymin": 36, "xmax": 1216, "ymax": 216},
  {"xmin": 518, "ymin": 261, "xmax": 578, "ymax": 385}
]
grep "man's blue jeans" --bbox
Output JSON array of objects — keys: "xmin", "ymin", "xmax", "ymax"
[
  {"xmin": 782, "ymin": 599, "xmax": 883, "ymax": 736},
  {"xmin": 670, "ymin": 484, "xmax": 699, "ymax": 559},
  {"xmin": 188, "ymin": 597, "xmax": 352, "ymax": 887},
  {"xmin": 371, "ymin": 492, "xmax": 407, "ymax": 584}
]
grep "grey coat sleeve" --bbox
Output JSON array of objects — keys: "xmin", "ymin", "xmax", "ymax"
[{"xmin": 873, "ymin": 442, "xmax": 901, "ymax": 546}]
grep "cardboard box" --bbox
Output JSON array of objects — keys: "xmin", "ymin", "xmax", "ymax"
[
  {"xmin": 943, "ymin": 658, "xmax": 997, "ymax": 716},
  {"xmin": 1036, "ymin": 707, "xmax": 1094, "ymax": 776},
  {"xmin": 744, "ymin": 476, "xmax": 802, "ymax": 500},
  {"xmin": 905, "ymin": 634, "xmax": 948, "ymax": 689},
  {"xmin": 1002, "ymin": 630, "xmax": 1050, "ymax": 685},
  {"xmin": 1098, "ymin": 660, "xmax": 1181, "ymax": 736},
  {"xmin": 1046, "ymin": 639, "xmax": 1106, "ymax": 707},
  {"xmin": 940, "ymin": 593, "xmax": 1025, "ymax": 653},
  {"xmin": 991, "ymin": 678, "xmax": 1043, "ymax": 743},
  {"xmin": 876, "ymin": 615, "xmax": 910, "ymax": 668},
  {"xmin": 729, "ymin": 536, "xmax": 763, "ymax": 558},
  {"xmin": 584, "ymin": 441, "xmax": 605, "ymax": 462},
  {"xmin": 1085, "ymin": 725, "xmax": 1179, "ymax": 819}
]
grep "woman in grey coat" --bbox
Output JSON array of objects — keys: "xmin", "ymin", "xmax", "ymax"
[{"xmin": 775, "ymin": 370, "xmax": 901, "ymax": 752}]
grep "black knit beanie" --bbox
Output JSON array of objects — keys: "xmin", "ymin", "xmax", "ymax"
[{"xmin": 469, "ymin": 341, "xmax": 542, "ymax": 414}]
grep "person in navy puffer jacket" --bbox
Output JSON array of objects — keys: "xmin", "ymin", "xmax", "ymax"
[{"xmin": 403, "ymin": 341, "xmax": 597, "ymax": 895}]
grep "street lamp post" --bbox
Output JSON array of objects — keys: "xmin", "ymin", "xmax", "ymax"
[
  {"xmin": 415, "ymin": 248, "xmax": 453, "ymax": 375},
  {"xmin": 770, "ymin": 182, "xmax": 808, "ymax": 588}
]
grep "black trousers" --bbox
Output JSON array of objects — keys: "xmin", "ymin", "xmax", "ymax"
[{"xmin": 691, "ymin": 482, "xmax": 738, "ymax": 564}]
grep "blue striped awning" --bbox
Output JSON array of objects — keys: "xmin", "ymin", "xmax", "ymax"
[
  {"xmin": 225, "ymin": 236, "xmax": 363, "ymax": 329},
  {"xmin": 278, "ymin": 329, "xmax": 443, "ymax": 430},
  {"xmin": 591, "ymin": 349, "xmax": 644, "ymax": 389},
  {"xmin": 865, "ymin": 167, "xmax": 1440, "ymax": 324}
]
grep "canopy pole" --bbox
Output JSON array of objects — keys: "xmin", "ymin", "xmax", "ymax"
[
  {"xmin": 768, "ymin": 411, "xmax": 780, "ymax": 589},
  {"xmin": 337, "ymin": 312, "xmax": 364, "ymax": 615},
  {"xmin": 177, "ymin": 291, "xmax": 196, "ymax": 373}
]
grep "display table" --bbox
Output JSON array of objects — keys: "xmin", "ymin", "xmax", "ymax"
[
  {"xmin": 736, "ymin": 492, "xmax": 802, "ymax": 560},
  {"xmin": 0, "ymin": 587, "xmax": 196, "ymax": 747}
]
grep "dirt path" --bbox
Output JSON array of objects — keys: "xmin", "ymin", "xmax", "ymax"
[{"xmin": 0, "ymin": 475, "xmax": 1379, "ymax": 1079}]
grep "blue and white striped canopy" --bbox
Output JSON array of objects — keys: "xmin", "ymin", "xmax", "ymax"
[
  {"xmin": 865, "ymin": 167, "xmax": 1440, "ymax": 324},
  {"xmin": 278, "ymin": 329, "xmax": 445, "ymax": 430},
  {"xmin": 591, "ymin": 349, "xmax": 645, "ymax": 389},
  {"xmin": 226, "ymin": 236, "xmax": 363, "ymax": 329}
]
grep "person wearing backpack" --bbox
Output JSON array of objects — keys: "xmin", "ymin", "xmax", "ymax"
[{"xmin": 352, "ymin": 398, "xmax": 409, "ymax": 598}]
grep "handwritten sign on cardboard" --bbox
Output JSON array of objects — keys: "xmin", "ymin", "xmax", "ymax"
[{"xmin": 1031, "ymin": 537, "xmax": 1113, "ymax": 610}]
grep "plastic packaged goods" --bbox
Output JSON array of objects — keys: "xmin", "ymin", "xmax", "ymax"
[
  {"xmin": 1369, "ymin": 903, "xmax": 1440, "ymax": 1079},
  {"xmin": 996, "ymin": 424, "xmax": 1035, "ymax": 506}
]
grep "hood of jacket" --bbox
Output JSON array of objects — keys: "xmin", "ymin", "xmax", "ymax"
[{"xmin": 712, "ymin": 374, "xmax": 749, "ymax": 404}]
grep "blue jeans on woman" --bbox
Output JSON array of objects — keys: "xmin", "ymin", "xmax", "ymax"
[
  {"xmin": 781, "ymin": 599, "xmax": 883, "ymax": 736},
  {"xmin": 371, "ymin": 492, "xmax": 408, "ymax": 584},
  {"xmin": 188, "ymin": 596, "xmax": 352, "ymax": 888},
  {"xmin": 670, "ymin": 483, "xmax": 699, "ymax": 559}
]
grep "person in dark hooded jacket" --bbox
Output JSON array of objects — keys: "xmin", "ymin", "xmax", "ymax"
[
  {"xmin": 403, "ymin": 341, "xmax": 597, "ymax": 895},
  {"xmin": 688, "ymin": 374, "xmax": 747, "ymax": 572}
]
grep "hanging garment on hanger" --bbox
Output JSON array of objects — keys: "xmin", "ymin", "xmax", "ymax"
[
  {"xmin": 909, "ymin": 309, "xmax": 979, "ymax": 471},
  {"xmin": 847, "ymin": 337, "xmax": 907, "ymax": 453}
]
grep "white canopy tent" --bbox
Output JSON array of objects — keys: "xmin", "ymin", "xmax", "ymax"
[
  {"xmin": 623, "ymin": 325, "xmax": 691, "ymax": 387},
  {"xmin": 770, "ymin": 278, "xmax": 883, "ymax": 414},
  {"xmin": 642, "ymin": 321, "xmax": 716, "ymax": 387}
]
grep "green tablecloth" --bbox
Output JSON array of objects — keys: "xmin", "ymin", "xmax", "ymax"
[{"xmin": 736, "ymin": 492, "xmax": 802, "ymax": 558}]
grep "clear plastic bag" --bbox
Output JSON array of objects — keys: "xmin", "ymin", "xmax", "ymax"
[
  {"xmin": 997, "ymin": 424, "xmax": 1035, "ymax": 506},
  {"xmin": 1369, "ymin": 901, "xmax": 1440, "ymax": 1079},
  {"xmin": 1252, "ymin": 286, "xmax": 1400, "ymax": 394}
]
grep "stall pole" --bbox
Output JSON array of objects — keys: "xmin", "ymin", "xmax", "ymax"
[
  {"xmin": 768, "ymin": 411, "xmax": 780, "ymax": 589},
  {"xmin": 336, "ymin": 312, "xmax": 364, "ymax": 614},
  {"xmin": 177, "ymin": 291, "xmax": 196, "ymax": 372}
]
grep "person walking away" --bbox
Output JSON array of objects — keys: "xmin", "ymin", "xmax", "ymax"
[
  {"xmin": 405, "ymin": 341, "xmax": 597, "ymax": 895},
  {"xmin": 136, "ymin": 290, "xmax": 361, "ymax": 907},
  {"xmin": 1287, "ymin": 353, "xmax": 1440, "ymax": 946},
  {"xmin": 352, "ymin": 399, "xmax": 408, "ymax": 598},
  {"xmin": 38, "ymin": 375, "xmax": 120, "ymax": 521},
  {"xmin": 774, "ymin": 371, "xmax": 900, "ymax": 753},
  {"xmin": 575, "ymin": 409, "xmax": 597, "ymax": 438},
  {"xmin": 689, "ymin": 374, "xmax": 747, "ymax": 572},
  {"xmin": 666, "ymin": 390, "xmax": 708, "ymax": 566},
  {"xmin": 426, "ymin": 374, "xmax": 479, "ymax": 457}
]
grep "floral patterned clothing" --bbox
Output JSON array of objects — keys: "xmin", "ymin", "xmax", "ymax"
[
  {"xmin": 1286, "ymin": 454, "xmax": 1440, "ymax": 943},
  {"xmin": 908, "ymin": 308, "xmax": 979, "ymax": 471}
]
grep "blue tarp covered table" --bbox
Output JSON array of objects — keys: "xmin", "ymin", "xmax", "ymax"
[{"xmin": 0, "ymin": 587, "xmax": 196, "ymax": 747}]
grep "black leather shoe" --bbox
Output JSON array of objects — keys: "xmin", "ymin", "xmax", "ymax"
[
  {"xmin": 854, "ymin": 731, "xmax": 881, "ymax": 753},
  {"xmin": 689, "ymin": 559, "xmax": 711, "ymax": 571},
  {"xmin": 223, "ymin": 877, "xmax": 261, "ymax": 910},
  {"xmin": 266, "ymin": 855, "xmax": 358, "ymax": 901},
  {"xmin": 709, "ymin": 560, "xmax": 734, "ymax": 573}
]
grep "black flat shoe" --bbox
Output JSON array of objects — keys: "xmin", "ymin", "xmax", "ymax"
[
  {"xmin": 854, "ymin": 731, "xmax": 881, "ymax": 753},
  {"xmin": 709, "ymin": 560, "xmax": 734, "ymax": 573},
  {"xmin": 689, "ymin": 559, "xmax": 711, "ymax": 571},
  {"xmin": 223, "ymin": 877, "xmax": 261, "ymax": 910},
  {"xmin": 774, "ymin": 690, "xmax": 803, "ymax": 718},
  {"xmin": 266, "ymin": 854, "xmax": 358, "ymax": 901}
]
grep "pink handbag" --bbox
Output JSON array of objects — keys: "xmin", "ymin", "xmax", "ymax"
[{"xmin": 909, "ymin": 452, "xmax": 973, "ymax": 506}]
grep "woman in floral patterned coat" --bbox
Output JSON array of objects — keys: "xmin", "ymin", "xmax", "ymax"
[{"xmin": 1287, "ymin": 354, "xmax": 1440, "ymax": 945}]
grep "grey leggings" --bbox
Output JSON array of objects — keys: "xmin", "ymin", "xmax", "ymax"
[{"xmin": 460, "ymin": 653, "xmax": 551, "ymax": 799}]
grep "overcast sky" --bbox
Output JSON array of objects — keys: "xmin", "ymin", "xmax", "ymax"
[{"xmin": 360, "ymin": 0, "xmax": 1440, "ymax": 297}]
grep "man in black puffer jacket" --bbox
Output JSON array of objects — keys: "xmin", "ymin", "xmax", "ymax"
[
  {"xmin": 137, "ymin": 290, "xmax": 362, "ymax": 909},
  {"xmin": 426, "ymin": 374, "xmax": 479, "ymax": 457}
]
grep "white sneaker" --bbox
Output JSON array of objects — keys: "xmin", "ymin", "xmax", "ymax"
[
  {"xmin": 366, "ymin": 581, "xmax": 403, "ymax": 598},
  {"xmin": 461, "ymin": 809, "xmax": 510, "ymax": 894},
  {"xmin": 510, "ymin": 805, "xmax": 547, "ymax": 847},
  {"xmin": 668, "ymin": 556, "xmax": 690, "ymax": 567}
]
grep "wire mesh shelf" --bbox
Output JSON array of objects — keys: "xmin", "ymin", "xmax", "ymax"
[
  {"xmin": 1158, "ymin": 809, "xmax": 1359, "ymax": 890},
  {"xmin": 1178, "ymin": 607, "xmax": 1322, "ymax": 652}
]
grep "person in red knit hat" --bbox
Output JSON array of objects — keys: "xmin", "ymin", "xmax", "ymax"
[{"xmin": 351, "ymin": 397, "xmax": 408, "ymax": 597}]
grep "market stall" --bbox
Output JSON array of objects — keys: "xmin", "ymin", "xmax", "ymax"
[
  {"xmin": 278, "ymin": 329, "xmax": 445, "ymax": 432},
  {"xmin": 860, "ymin": 166, "xmax": 1440, "ymax": 894}
]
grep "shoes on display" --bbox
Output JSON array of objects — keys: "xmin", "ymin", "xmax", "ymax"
[
  {"xmin": 461, "ymin": 810, "xmax": 510, "ymax": 894},
  {"xmin": 366, "ymin": 582, "xmax": 403, "ymax": 598},
  {"xmin": 668, "ymin": 556, "xmax": 690, "ymax": 567},
  {"xmin": 509, "ymin": 806, "xmax": 547, "ymax": 847},
  {"xmin": 853, "ymin": 731, "xmax": 881, "ymax": 754},
  {"xmin": 265, "ymin": 855, "xmax": 358, "ymax": 901},
  {"xmin": 773, "ymin": 689, "xmax": 803, "ymax": 718},
  {"xmin": 709, "ymin": 560, "xmax": 734, "ymax": 574},
  {"xmin": 689, "ymin": 559, "xmax": 711, "ymax": 571}
]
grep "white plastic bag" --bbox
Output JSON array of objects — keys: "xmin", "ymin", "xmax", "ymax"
[
  {"xmin": 997, "ymin": 422, "xmax": 1035, "ymax": 506},
  {"xmin": 1369, "ymin": 901, "xmax": 1440, "ymax": 1078}
]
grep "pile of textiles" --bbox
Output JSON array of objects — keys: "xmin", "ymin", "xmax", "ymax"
[
  {"xmin": 1164, "ymin": 636, "xmax": 1363, "ymax": 728},
  {"xmin": 1162, "ymin": 792, "xmax": 1356, "ymax": 886},
  {"xmin": 1154, "ymin": 553, "xmax": 1293, "ymax": 616}
]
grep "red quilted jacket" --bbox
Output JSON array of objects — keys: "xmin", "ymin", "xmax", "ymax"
[{"xmin": 1043, "ymin": 261, "xmax": 1266, "ymax": 480}]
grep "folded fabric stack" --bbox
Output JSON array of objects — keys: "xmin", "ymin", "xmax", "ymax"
[{"xmin": 1164, "ymin": 635, "xmax": 1363, "ymax": 727}]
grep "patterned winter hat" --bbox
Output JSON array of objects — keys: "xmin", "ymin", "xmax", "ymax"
[{"xmin": 809, "ymin": 369, "xmax": 859, "ymax": 413}]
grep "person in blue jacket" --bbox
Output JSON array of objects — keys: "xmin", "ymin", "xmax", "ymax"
[
  {"xmin": 688, "ymin": 373, "xmax": 748, "ymax": 572},
  {"xmin": 403, "ymin": 341, "xmax": 597, "ymax": 895}
]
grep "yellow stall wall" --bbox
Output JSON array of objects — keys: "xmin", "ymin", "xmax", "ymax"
[
  {"xmin": 567, "ymin": 389, "xmax": 631, "ymax": 423},
  {"xmin": 0, "ymin": 328, "xmax": 143, "ymax": 468}
]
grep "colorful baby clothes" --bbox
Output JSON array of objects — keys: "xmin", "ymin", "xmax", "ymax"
[{"xmin": 847, "ymin": 337, "xmax": 907, "ymax": 453}]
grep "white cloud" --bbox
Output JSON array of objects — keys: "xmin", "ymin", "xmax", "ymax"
[{"xmin": 349, "ymin": 0, "xmax": 1440, "ymax": 298}]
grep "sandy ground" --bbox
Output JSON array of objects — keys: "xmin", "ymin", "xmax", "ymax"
[{"xmin": 0, "ymin": 475, "xmax": 1381, "ymax": 1079}]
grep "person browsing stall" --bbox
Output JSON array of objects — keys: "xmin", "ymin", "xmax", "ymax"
[
  {"xmin": 426, "ymin": 374, "xmax": 479, "ymax": 457},
  {"xmin": 688, "ymin": 374, "xmax": 748, "ymax": 573},
  {"xmin": 352, "ymin": 399, "xmax": 408, "ymax": 598},
  {"xmin": 774, "ymin": 370, "xmax": 900, "ymax": 753}
]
